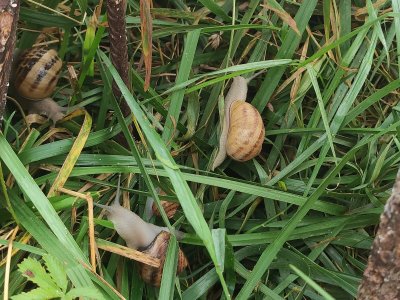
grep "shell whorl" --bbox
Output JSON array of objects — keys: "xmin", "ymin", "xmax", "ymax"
[
  {"xmin": 138, "ymin": 231, "xmax": 188, "ymax": 287},
  {"xmin": 226, "ymin": 101, "xmax": 264, "ymax": 161},
  {"xmin": 15, "ymin": 48, "xmax": 62, "ymax": 100}
]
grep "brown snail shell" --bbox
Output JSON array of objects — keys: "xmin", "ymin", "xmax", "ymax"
[
  {"xmin": 151, "ymin": 189, "xmax": 180, "ymax": 219},
  {"xmin": 15, "ymin": 48, "xmax": 62, "ymax": 100},
  {"xmin": 212, "ymin": 76, "xmax": 265, "ymax": 170},
  {"xmin": 226, "ymin": 101, "xmax": 264, "ymax": 161},
  {"xmin": 152, "ymin": 200, "xmax": 180, "ymax": 219},
  {"xmin": 138, "ymin": 231, "xmax": 188, "ymax": 287},
  {"xmin": 11, "ymin": 48, "xmax": 66, "ymax": 123}
]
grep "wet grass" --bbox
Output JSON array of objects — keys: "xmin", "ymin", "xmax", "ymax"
[{"xmin": 1, "ymin": 1, "xmax": 400, "ymax": 299}]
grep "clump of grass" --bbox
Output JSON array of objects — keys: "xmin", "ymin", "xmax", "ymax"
[{"xmin": 1, "ymin": 1, "xmax": 399, "ymax": 299}]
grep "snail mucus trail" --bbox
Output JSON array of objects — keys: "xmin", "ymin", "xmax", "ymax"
[
  {"xmin": 94, "ymin": 177, "xmax": 188, "ymax": 287},
  {"xmin": 212, "ymin": 76, "xmax": 265, "ymax": 170},
  {"xmin": 11, "ymin": 48, "xmax": 67, "ymax": 123}
]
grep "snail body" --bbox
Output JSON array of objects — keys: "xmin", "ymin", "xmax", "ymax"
[
  {"xmin": 94, "ymin": 177, "xmax": 187, "ymax": 286},
  {"xmin": 212, "ymin": 76, "xmax": 265, "ymax": 170},
  {"xmin": 11, "ymin": 48, "xmax": 66, "ymax": 123}
]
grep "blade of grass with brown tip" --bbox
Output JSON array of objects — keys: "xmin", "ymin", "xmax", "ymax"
[
  {"xmin": 48, "ymin": 109, "xmax": 92, "ymax": 197},
  {"xmin": 140, "ymin": 0, "xmax": 153, "ymax": 91}
]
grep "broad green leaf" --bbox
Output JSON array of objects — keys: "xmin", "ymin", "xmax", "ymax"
[
  {"xmin": 11, "ymin": 287, "xmax": 60, "ymax": 300},
  {"xmin": 43, "ymin": 254, "xmax": 68, "ymax": 293},
  {"xmin": 65, "ymin": 287, "xmax": 104, "ymax": 299},
  {"xmin": 17, "ymin": 257, "xmax": 59, "ymax": 292}
]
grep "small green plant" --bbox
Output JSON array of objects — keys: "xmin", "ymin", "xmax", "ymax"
[{"xmin": 12, "ymin": 254, "xmax": 102, "ymax": 300}]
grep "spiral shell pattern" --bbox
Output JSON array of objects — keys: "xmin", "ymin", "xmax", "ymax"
[
  {"xmin": 15, "ymin": 48, "xmax": 62, "ymax": 100},
  {"xmin": 226, "ymin": 101, "xmax": 264, "ymax": 161}
]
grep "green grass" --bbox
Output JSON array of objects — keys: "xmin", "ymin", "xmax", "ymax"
[{"xmin": 1, "ymin": 1, "xmax": 399, "ymax": 299}]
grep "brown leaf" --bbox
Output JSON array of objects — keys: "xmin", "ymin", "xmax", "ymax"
[
  {"xmin": 140, "ymin": 0, "xmax": 153, "ymax": 91},
  {"xmin": 262, "ymin": 0, "xmax": 300, "ymax": 36},
  {"xmin": 354, "ymin": 0, "xmax": 387, "ymax": 17}
]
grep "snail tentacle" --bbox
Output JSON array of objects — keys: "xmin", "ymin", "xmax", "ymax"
[{"xmin": 94, "ymin": 176, "xmax": 183, "ymax": 249}]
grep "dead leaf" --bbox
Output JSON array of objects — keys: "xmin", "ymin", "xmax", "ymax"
[
  {"xmin": 354, "ymin": 0, "xmax": 387, "ymax": 17},
  {"xmin": 262, "ymin": 0, "xmax": 300, "ymax": 35},
  {"xmin": 140, "ymin": 0, "xmax": 153, "ymax": 91}
]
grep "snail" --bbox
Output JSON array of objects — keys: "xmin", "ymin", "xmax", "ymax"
[
  {"xmin": 11, "ymin": 47, "xmax": 66, "ymax": 123},
  {"xmin": 94, "ymin": 177, "xmax": 188, "ymax": 287},
  {"xmin": 211, "ymin": 76, "xmax": 265, "ymax": 170}
]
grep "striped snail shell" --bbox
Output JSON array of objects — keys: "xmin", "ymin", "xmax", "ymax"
[
  {"xmin": 212, "ymin": 76, "xmax": 265, "ymax": 170},
  {"xmin": 149, "ymin": 189, "xmax": 180, "ymax": 219},
  {"xmin": 152, "ymin": 200, "xmax": 180, "ymax": 219},
  {"xmin": 14, "ymin": 48, "xmax": 62, "ymax": 100}
]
